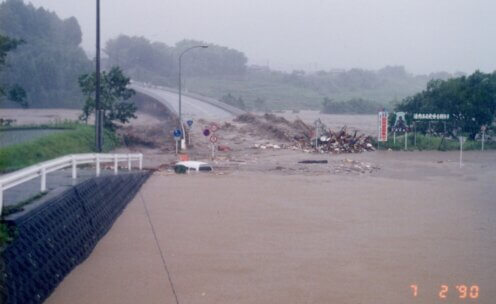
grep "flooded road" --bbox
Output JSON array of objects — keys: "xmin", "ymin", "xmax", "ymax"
[{"xmin": 46, "ymin": 150, "xmax": 496, "ymax": 304}]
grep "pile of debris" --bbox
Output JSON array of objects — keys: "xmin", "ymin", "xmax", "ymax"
[
  {"xmin": 235, "ymin": 113, "xmax": 374, "ymax": 154},
  {"xmin": 316, "ymin": 126, "xmax": 375, "ymax": 153}
]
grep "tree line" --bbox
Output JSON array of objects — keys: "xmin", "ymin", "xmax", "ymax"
[
  {"xmin": 0, "ymin": 0, "xmax": 92, "ymax": 108},
  {"xmin": 395, "ymin": 71, "xmax": 496, "ymax": 138},
  {"xmin": 104, "ymin": 35, "xmax": 248, "ymax": 86}
]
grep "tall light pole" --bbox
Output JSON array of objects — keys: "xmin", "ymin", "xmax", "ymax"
[
  {"xmin": 95, "ymin": 0, "xmax": 102, "ymax": 152},
  {"xmin": 178, "ymin": 45, "xmax": 208, "ymax": 147}
]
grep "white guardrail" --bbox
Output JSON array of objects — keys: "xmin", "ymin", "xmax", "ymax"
[{"xmin": 0, "ymin": 153, "xmax": 143, "ymax": 216}]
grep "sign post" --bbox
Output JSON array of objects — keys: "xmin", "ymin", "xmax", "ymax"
[
  {"xmin": 378, "ymin": 111, "xmax": 388, "ymax": 149},
  {"xmin": 405, "ymin": 131, "xmax": 408, "ymax": 150},
  {"xmin": 459, "ymin": 136, "xmax": 466, "ymax": 168},
  {"xmin": 187, "ymin": 120, "xmax": 193, "ymax": 145},
  {"xmin": 173, "ymin": 128, "xmax": 182, "ymax": 155},
  {"xmin": 209, "ymin": 134, "xmax": 218, "ymax": 160}
]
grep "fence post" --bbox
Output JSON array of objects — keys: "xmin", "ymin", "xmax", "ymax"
[
  {"xmin": 139, "ymin": 154, "xmax": 143, "ymax": 170},
  {"xmin": 96, "ymin": 154, "xmax": 101, "ymax": 177},
  {"xmin": 72, "ymin": 156, "xmax": 77, "ymax": 179},
  {"xmin": 114, "ymin": 154, "xmax": 118, "ymax": 175},
  {"xmin": 41, "ymin": 167, "xmax": 47, "ymax": 192},
  {"xmin": 128, "ymin": 154, "xmax": 132, "ymax": 171}
]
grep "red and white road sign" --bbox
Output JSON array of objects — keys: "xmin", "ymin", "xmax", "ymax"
[
  {"xmin": 209, "ymin": 135, "xmax": 218, "ymax": 143},
  {"xmin": 378, "ymin": 111, "xmax": 388, "ymax": 142},
  {"xmin": 210, "ymin": 123, "xmax": 219, "ymax": 133}
]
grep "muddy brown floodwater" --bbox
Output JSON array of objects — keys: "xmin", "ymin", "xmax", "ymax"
[
  {"xmin": 18, "ymin": 107, "xmax": 492, "ymax": 304},
  {"xmin": 46, "ymin": 150, "xmax": 496, "ymax": 304}
]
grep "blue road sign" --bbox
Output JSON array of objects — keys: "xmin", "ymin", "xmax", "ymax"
[
  {"xmin": 173, "ymin": 128, "xmax": 182, "ymax": 139},
  {"xmin": 203, "ymin": 128, "xmax": 210, "ymax": 137},
  {"xmin": 187, "ymin": 120, "xmax": 193, "ymax": 127}
]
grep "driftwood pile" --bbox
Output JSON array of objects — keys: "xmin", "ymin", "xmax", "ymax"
[
  {"xmin": 234, "ymin": 113, "xmax": 375, "ymax": 154},
  {"xmin": 315, "ymin": 126, "xmax": 375, "ymax": 153}
]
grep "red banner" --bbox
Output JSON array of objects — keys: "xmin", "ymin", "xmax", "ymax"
[{"xmin": 378, "ymin": 112, "xmax": 388, "ymax": 142}]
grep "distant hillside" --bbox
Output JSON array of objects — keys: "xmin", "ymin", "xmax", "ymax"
[
  {"xmin": 104, "ymin": 35, "xmax": 464, "ymax": 112},
  {"xmin": 184, "ymin": 66, "xmax": 462, "ymax": 111}
]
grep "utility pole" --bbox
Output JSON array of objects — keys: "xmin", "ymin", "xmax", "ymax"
[
  {"xmin": 178, "ymin": 45, "xmax": 208, "ymax": 150},
  {"xmin": 95, "ymin": 0, "xmax": 102, "ymax": 152}
]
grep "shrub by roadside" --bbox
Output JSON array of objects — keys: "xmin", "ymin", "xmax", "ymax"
[{"xmin": 378, "ymin": 134, "xmax": 496, "ymax": 151}]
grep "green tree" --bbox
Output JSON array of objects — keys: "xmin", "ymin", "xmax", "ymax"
[
  {"xmin": 79, "ymin": 67, "xmax": 136, "ymax": 130},
  {"xmin": 0, "ymin": 0, "xmax": 91, "ymax": 108},
  {"xmin": 0, "ymin": 34, "xmax": 27, "ymax": 107},
  {"xmin": 396, "ymin": 71, "xmax": 496, "ymax": 138}
]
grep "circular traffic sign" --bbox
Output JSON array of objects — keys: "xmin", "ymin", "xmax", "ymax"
[
  {"xmin": 210, "ymin": 123, "xmax": 219, "ymax": 133},
  {"xmin": 210, "ymin": 135, "xmax": 218, "ymax": 143},
  {"xmin": 173, "ymin": 128, "xmax": 182, "ymax": 138},
  {"xmin": 203, "ymin": 128, "xmax": 210, "ymax": 137}
]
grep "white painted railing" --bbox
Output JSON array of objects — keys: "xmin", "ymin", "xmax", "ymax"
[{"xmin": 0, "ymin": 153, "xmax": 143, "ymax": 216}]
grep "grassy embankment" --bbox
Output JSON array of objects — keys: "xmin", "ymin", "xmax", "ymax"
[
  {"xmin": 0, "ymin": 124, "xmax": 120, "ymax": 173},
  {"xmin": 378, "ymin": 133, "xmax": 496, "ymax": 151}
]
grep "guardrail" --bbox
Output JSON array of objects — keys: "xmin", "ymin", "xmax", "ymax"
[{"xmin": 0, "ymin": 153, "xmax": 143, "ymax": 216}]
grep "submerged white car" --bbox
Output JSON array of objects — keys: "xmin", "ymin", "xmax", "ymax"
[{"xmin": 174, "ymin": 161, "xmax": 213, "ymax": 173}]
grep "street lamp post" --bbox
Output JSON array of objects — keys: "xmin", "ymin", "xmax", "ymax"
[
  {"xmin": 178, "ymin": 45, "xmax": 208, "ymax": 149},
  {"xmin": 95, "ymin": 0, "xmax": 102, "ymax": 152}
]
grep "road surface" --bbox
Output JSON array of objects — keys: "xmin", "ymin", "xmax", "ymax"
[{"xmin": 132, "ymin": 85, "xmax": 233, "ymax": 120}]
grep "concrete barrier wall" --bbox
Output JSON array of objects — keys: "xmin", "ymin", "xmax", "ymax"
[{"xmin": 0, "ymin": 171, "xmax": 150, "ymax": 304}]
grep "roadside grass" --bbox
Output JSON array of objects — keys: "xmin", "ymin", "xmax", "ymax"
[
  {"xmin": 0, "ymin": 120, "xmax": 79, "ymax": 131},
  {"xmin": 0, "ymin": 124, "xmax": 120, "ymax": 173},
  {"xmin": 378, "ymin": 134, "xmax": 496, "ymax": 151}
]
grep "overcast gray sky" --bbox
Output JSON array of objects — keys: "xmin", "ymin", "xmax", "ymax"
[{"xmin": 25, "ymin": 0, "xmax": 496, "ymax": 74}]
